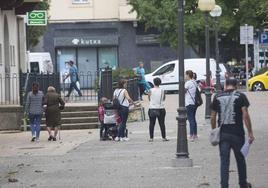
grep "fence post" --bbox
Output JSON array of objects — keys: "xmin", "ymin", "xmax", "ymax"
[{"xmin": 100, "ymin": 68, "xmax": 113, "ymax": 101}]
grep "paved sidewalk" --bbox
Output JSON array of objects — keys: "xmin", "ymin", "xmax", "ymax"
[{"xmin": 0, "ymin": 92, "xmax": 267, "ymax": 188}]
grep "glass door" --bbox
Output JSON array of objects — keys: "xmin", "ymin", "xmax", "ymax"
[
  {"xmin": 77, "ymin": 48, "xmax": 97, "ymax": 88},
  {"xmin": 56, "ymin": 48, "xmax": 76, "ymax": 84}
]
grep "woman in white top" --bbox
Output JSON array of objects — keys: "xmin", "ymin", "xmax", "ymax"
[
  {"xmin": 185, "ymin": 70, "xmax": 198, "ymax": 141},
  {"xmin": 148, "ymin": 78, "xmax": 168, "ymax": 142},
  {"xmin": 113, "ymin": 79, "xmax": 133, "ymax": 141}
]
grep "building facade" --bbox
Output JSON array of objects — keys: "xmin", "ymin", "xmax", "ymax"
[
  {"xmin": 0, "ymin": 0, "xmax": 42, "ymax": 105},
  {"xmin": 40, "ymin": 0, "xmax": 197, "ymax": 78},
  {"xmin": 0, "ymin": 0, "xmax": 42, "ymax": 130}
]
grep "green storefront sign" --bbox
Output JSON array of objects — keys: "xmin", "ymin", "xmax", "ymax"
[{"xmin": 27, "ymin": 11, "xmax": 47, "ymax": 26}]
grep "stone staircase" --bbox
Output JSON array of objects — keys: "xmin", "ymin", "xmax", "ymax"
[{"xmin": 24, "ymin": 105, "xmax": 99, "ymax": 130}]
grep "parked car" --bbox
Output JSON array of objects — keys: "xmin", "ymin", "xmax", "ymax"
[
  {"xmin": 28, "ymin": 52, "xmax": 53, "ymax": 74},
  {"xmin": 145, "ymin": 58, "xmax": 220, "ymax": 92},
  {"xmin": 248, "ymin": 71, "xmax": 268, "ymax": 91}
]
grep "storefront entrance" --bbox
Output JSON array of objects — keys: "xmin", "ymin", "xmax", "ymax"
[{"xmin": 56, "ymin": 47, "xmax": 118, "ymax": 88}]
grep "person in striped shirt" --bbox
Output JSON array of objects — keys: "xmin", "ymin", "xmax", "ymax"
[{"xmin": 25, "ymin": 82, "xmax": 44, "ymax": 142}]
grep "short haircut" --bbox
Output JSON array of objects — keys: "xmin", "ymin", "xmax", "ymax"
[
  {"xmin": 118, "ymin": 79, "xmax": 127, "ymax": 89},
  {"xmin": 69, "ymin": 60, "xmax": 74, "ymax": 65},
  {"xmin": 153, "ymin": 77, "xmax": 162, "ymax": 86},
  {"xmin": 186, "ymin": 70, "xmax": 193, "ymax": 79},
  {"xmin": 225, "ymin": 78, "xmax": 237, "ymax": 87},
  {"xmin": 32, "ymin": 82, "xmax": 39, "ymax": 88},
  {"xmin": 47, "ymin": 86, "xmax": 56, "ymax": 92}
]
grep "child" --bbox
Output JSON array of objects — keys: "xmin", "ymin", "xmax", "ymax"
[{"xmin": 98, "ymin": 97, "xmax": 108, "ymax": 140}]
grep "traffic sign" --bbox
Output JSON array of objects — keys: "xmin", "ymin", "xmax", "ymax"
[
  {"xmin": 240, "ymin": 25, "xmax": 254, "ymax": 44},
  {"xmin": 260, "ymin": 32, "xmax": 268, "ymax": 45},
  {"xmin": 27, "ymin": 11, "xmax": 47, "ymax": 26}
]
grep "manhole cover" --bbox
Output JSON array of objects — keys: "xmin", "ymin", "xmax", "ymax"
[{"xmin": 18, "ymin": 147, "xmax": 44, "ymax": 150}]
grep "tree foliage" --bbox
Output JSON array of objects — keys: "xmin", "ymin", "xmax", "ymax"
[
  {"xmin": 28, "ymin": 0, "xmax": 49, "ymax": 49},
  {"xmin": 129, "ymin": 0, "xmax": 268, "ymax": 60}
]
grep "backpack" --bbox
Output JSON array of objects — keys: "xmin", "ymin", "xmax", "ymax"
[
  {"xmin": 188, "ymin": 81, "xmax": 203, "ymax": 107},
  {"xmin": 113, "ymin": 89, "xmax": 125, "ymax": 110},
  {"xmin": 194, "ymin": 87, "xmax": 203, "ymax": 107}
]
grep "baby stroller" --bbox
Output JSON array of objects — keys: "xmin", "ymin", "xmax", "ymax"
[{"xmin": 103, "ymin": 102, "xmax": 128, "ymax": 140}]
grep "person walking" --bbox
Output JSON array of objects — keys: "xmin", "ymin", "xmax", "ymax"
[
  {"xmin": 185, "ymin": 70, "xmax": 198, "ymax": 141},
  {"xmin": 25, "ymin": 82, "xmax": 44, "ymax": 142},
  {"xmin": 113, "ymin": 79, "xmax": 134, "ymax": 142},
  {"xmin": 43, "ymin": 86, "xmax": 65, "ymax": 141},
  {"xmin": 135, "ymin": 62, "xmax": 151, "ymax": 100},
  {"xmin": 64, "ymin": 60, "xmax": 82, "ymax": 97},
  {"xmin": 211, "ymin": 78, "xmax": 254, "ymax": 188},
  {"xmin": 148, "ymin": 78, "xmax": 168, "ymax": 142}
]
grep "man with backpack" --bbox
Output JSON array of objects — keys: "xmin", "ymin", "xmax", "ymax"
[{"xmin": 185, "ymin": 70, "xmax": 202, "ymax": 142}]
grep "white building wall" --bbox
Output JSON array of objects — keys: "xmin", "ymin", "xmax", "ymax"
[
  {"xmin": 49, "ymin": 0, "xmax": 137, "ymax": 22},
  {"xmin": 0, "ymin": 9, "xmax": 23, "ymax": 105}
]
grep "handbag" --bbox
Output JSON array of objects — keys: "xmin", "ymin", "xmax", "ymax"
[{"xmin": 209, "ymin": 91, "xmax": 236, "ymax": 146}]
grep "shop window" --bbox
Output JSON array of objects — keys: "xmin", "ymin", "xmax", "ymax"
[
  {"xmin": 98, "ymin": 47, "xmax": 118, "ymax": 70},
  {"xmin": 72, "ymin": 0, "xmax": 89, "ymax": 4},
  {"xmin": 56, "ymin": 48, "xmax": 76, "ymax": 83},
  {"xmin": 0, "ymin": 44, "xmax": 2, "ymax": 65}
]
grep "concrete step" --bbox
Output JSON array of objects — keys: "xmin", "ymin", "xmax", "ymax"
[
  {"xmin": 23, "ymin": 122, "xmax": 99, "ymax": 131},
  {"xmin": 61, "ymin": 111, "xmax": 98, "ymax": 118},
  {"xmin": 63, "ymin": 106, "xmax": 97, "ymax": 112},
  {"xmin": 41, "ymin": 117, "xmax": 98, "ymax": 124}
]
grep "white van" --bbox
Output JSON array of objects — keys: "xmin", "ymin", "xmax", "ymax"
[
  {"xmin": 145, "ymin": 58, "xmax": 218, "ymax": 91},
  {"xmin": 28, "ymin": 52, "xmax": 53, "ymax": 74}
]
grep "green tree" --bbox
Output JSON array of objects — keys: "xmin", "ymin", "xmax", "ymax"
[
  {"xmin": 28, "ymin": 0, "xmax": 49, "ymax": 48},
  {"xmin": 129, "ymin": 0, "xmax": 268, "ymax": 60}
]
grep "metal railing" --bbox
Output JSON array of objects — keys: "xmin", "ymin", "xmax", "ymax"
[
  {"xmin": 61, "ymin": 71, "xmax": 98, "ymax": 103},
  {"xmin": 0, "ymin": 70, "xmax": 139, "ymax": 106}
]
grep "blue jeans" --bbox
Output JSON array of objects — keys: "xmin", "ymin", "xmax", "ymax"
[
  {"xmin": 220, "ymin": 133, "xmax": 247, "ymax": 188},
  {"xmin": 28, "ymin": 113, "xmax": 42, "ymax": 138},
  {"xmin": 186, "ymin": 105, "xmax": 197, "ymax": 135},
  {"xmin": 118, "ymin": 106, "xmax": 129, "ymax": 138}
]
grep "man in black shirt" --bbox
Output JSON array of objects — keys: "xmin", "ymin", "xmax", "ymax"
[{"xmin": 211, "ymin": 78, "xmax": 254, "ymax": 188}]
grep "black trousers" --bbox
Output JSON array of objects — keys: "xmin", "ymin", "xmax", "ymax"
[
  {"xmin": 67, "ymin": 82, "xmax": 82, "ymax": 96},
  {"xmin": 139, "ymin": 83, "xmax": 145, "ymax": 99},
  {"xmin": 148, "ymin": 109, "xmax": 166, "ymax": 139}
]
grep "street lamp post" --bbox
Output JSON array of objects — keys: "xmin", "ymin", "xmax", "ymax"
[
  {"xmin": 198, "ymin": 0, "xmax": 215, "ymax": 119},
  {"xmin": 210, "ymin": 5, "xmax": 222, "ymax": 92},
  {"xmin": 172, "ymin": 0, "xmax": 192, "ymax": 167}
]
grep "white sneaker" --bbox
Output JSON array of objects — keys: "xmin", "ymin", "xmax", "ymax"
[
  {"xmin": 122, "ymin": 137, "xmax": 130, "ymax": 141},
  {"xmin": 119, "ymin": 137, "xmax": 124, "ymax": 141},
  {"xmin": 114, "ymin": 137, "xmax": 119, "ymax": 141}
]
